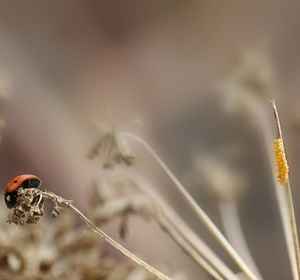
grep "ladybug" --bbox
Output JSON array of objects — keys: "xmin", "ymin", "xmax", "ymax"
[{"xmin": 4, "ymin": 174, "xmax": 42, "ymax": 208}]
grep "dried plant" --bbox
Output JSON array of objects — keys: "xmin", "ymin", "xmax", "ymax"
[
  {"xmin": 84, "ymin": 79, "xmax": 300, "ymax": 280},
  {"xmin": 1, "ymin": 196, "xmax": 172, "ymax": 280},
  {"xmin": 117, "ymin": 132, "xmax": 257, "ymax": 280},
  {"xmin": 220, "ymin": 50, "xmax": 299, "ymax": 280},
  {"xmin": 91, "ymin": 172, "xmax": 239, "ymax": 280},
  {"xmin": 4, "ymin": 50, "xmax": 300, "ymax": 280},
  {"xmin": 91, "ymin": 177, "xmax": 159, "ymax": 240},
  {"xmin": 6, "ymin": 187, "xmax": 170, "ymax": 280},
  {"xmin": 184, "ymin": 151, "xmax": 262, "ymax": 279},
  {"xmin": 5, "ymin": 97, "xmax": 299, "ymax": 280},
  {"xmin": 220, "ymin": 49, "xmax": 275, "ymax": 115},
  {"xmin": 185, "ymin": 151, "xmax": 247, "ymax": 202},
  {"xmin": 88, "ymin": 122, "xmax": 136, "ymax": 168},
  {"xmin": 271, "ymin": 100, "xmax": 300, "ymax": 278}
]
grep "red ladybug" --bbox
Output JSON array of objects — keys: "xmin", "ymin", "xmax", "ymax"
[{"xmin": 4, "ymin": 174, "xmax": 42, "ymax": 208}]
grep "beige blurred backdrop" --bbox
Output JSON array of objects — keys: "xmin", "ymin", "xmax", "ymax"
[{"xmin": 0, "ymin": 1, "xmax": 300, "ymax": 279}]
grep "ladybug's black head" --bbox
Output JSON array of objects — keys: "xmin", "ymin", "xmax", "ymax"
[{"xmin": 4, "ymin": 190, "xmax": 18, "ymax": 209}]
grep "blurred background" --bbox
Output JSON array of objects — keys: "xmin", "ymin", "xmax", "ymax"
[{"xmin": 0, "ymin": 1, "xmax": 300, "ymax": 279}]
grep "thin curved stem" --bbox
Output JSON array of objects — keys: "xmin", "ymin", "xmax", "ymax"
[
  {"xmin": 230, "ymin": 94, "xmax": 299, "ymax": 279},
  {"xmin": 157, "ymin": 212, "xmax": 224, "ymax": 280},
  {"xmin": 285, "ymin": 181, "xmax": 300, "ymax": 279},
  {"xmin": 157, "ymin": 209, "xmax": 239, "ymax": 280},
  {"xmin": 42, "ymin": 191, "xmax": 169, "ymax": 280},
  {"xmin": 116, "ymin": 170, "xmax": 239, "ymax": 280},
  {"xmin": 219, "ymin": 202, "xmax": 262, "ymax": 279},
  {"xmin": 123, "ymin": 132, "xmax": 257, "ymax": 280},
  {"xmin": 271, "ymin": 100, "xmax": 300, "ymax": 279},
  {"xmin": 251, "ymin": 99, "xmax": 299, "ymax": 280},
  {"xmin": 69, "ymin": 203, "xmax": 170, "ymax": 280}
]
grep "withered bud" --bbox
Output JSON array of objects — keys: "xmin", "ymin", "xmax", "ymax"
[
  {"xmin": 88, "ymin": 123, "xmax": 135, "ymax": 169},
  {"xmin": 7, "ymin": 189, "xmax": 72, "ymax": 226},
  {"xmin": 7, "ymin": 188, "xmax": 44, "ymax": 225},
  {"xmin": 92, "ymin": 174, "xmax": 161, "ymax": 239},
  {"xmin": 51, "ymin": 205, "xmax": 63, "ymax": 218}
]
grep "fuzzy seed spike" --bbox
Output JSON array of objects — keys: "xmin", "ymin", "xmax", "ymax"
[
  {"xmin": 271, "ymin": 99, "xmax": 300, "ymax": 280},
  {"xmin": 274, "ymin": 138, "xmax": 289, "ymax": 185}
]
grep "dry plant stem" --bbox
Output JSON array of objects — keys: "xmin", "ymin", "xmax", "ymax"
[
  {"xmin": 120, "ymin": 170, "xmax": 239, "ymax": 280},
  {"xmin": 158, "ymin": 199, "xmax": 239, "ymax": 280},
  {"xmin": 250, "ymin": 97, "xmax": 298, "ymax": 280},
  {"xmin": 42, "ymin": 191, "xmax": 170, "ymax": 280},
  {"xmin": 168, "ymin": 224, "xmax": 238, "ymax": 280},
  {"xmin": 123, "ymin": 132, "xmax": 257, "ymax": 280},
  {"xmin": 69, "ymin": 204, "xmax": 169, "ymax": 280},
  {"xmin": 285, "ymin": 181, "xmax": 300, "ymax": 279},
  {"xmin": 271, "ymin": 100, "xmax": 300, "ymax": 279},
  {"xmin": 219, "ymin": 202, "xmax": 262, "ymax": 280},
  {"xmin": 157, "ymin": 210, "xmax": 238, "ymax": 280},
  {"xmin": 156, "ymin": 211, "xmax": 224, "ymax": 280}
]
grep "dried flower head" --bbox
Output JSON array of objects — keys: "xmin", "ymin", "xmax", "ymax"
[
  {"xmin": 219, "ymin": 49, "xmax": 276, "ymax": 115},
  {"xmin": 88, "ymin": 122, "xmax": 136, "ymax": 168},
  {"xmin": 185, "ymin": 153, "xmax": 247, "ymax": 202},
  {"xmin": 7, "ymin": 188, "xmax": 44, "ymax": 225},
  {"xmin": 92, "ymin": 173, "xmax": 160, "ymax": 239},
  {"xmin": 224, "ymin": 50, "xmax": 274, "ymax": 97},
  {"xmin": 5, "ymin": 187, "xmax": 170, "ymax": 280},
  {"xmin": 0, "ymin": 198, "xmax": 117, "ymax": 279}
]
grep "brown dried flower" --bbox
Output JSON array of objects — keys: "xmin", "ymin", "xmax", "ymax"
[
  {"xmin": 185, "ymin": 153, "xmax": 247, "ymax": 202},
  {"xmin": 5, "ymin": 188, "xmax": 170, "ymax": 280},
  {"xmin": 219, "ymin": 49, "xmax": 277, "ymax": 116},
  {"xmin": 92, "ymin": 173, "xmax": 160, "ymax": 240},
  {"xmin": 1, "ymin": 198, "xmax": 105, "ymax": 279},
  {"xmin": 88, "ymin": 123, "xmax": 136, "ymax": 168},
  {"xmin": 7, "ymin": 188, "xmax": 44, "ymax": 225}
]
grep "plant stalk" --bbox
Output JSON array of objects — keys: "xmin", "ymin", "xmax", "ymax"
[
  {"xmin": 43, "ymin": 191, "xmax": 170, "ymax": 280},
  {"xmin": 271, "ymin": 100, "xmax": 300, "ymax": 279},
  {"xmin": 157, "ymin": 212, "xmax": 224, "ymax": 280},
  {"xmin": 123, "ymin": 132, "xmax": 257, "ymax": 280},
  {"xmin": 69, "ymin": 204, "xmax": 170, "ymax": 280},
  {"xmin": 219, "ymin": 202, "xmax": 262, "ymax": 279}
]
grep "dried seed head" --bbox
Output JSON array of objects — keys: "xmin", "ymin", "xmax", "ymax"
[
  {"xmin": 7, "ymin": 188, "xmax": 44, "ymax": 225},
  {"xmin": 3, "ymin": 187, "xmax": 174, "ymax": 279},
  {"xmin": 88, "ymin": 123, "xmax": 135, "ymax": 168},
  {"xmin": 223, "ymin": 50, "xmax": 275, "ymax": 99},
  {"xmin": 271, "ymin": 100, "xmax": 289, "ymax": 185},
  {"xmin": 6, "ymin": 188, "xmax": 72, "ymax": 226},
  {"xmin": 274, "ymin": 138, "xmax": 289, "ymax": 185},
  {"xmin": 51, "ymin": 205, "xmax": 63, "ymax": 217},
  {"xmin": 92, "ymin": 174, "xmax": 159, "ymax": 239},
  {"xmin": 219, "ymin": 50, "xmax": 277, "ymax": 116},
  {"xmin": 185, "ymin": 153, "xmax": 247, "ymax": 202}
]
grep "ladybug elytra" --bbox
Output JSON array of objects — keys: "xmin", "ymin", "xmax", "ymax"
[{"xmin": 4, "ymin": 174, "xmax": 42, "ymax": 208}]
